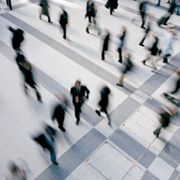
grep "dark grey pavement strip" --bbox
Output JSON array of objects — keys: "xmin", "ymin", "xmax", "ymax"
[
  {"xmin": 169, "ymin": 170, "xmax": 180, "ymax": 180},
  {"xmin": 110, "ymin": 129, "xmax": 157, "ymax": 168},
  {"xmin": 110, "ymin": 97, "xmax": 141, "ymax": 126},
  {"xmin": 1, "ymin": 13, "xmax": 137, "ymax": 96},
  {"xmin": 34, "ymin": 128, "xmax": 106, "ymax": 180},
  {"xmin": 141, "ymin": 170, "xmax": 160, "ymax": 180}
]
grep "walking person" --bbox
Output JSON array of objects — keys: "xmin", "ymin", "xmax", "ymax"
[
  {"xmin": 95, "ymin": 86, "xmax": 111, "ymax": 125},
  {"xmin": 153, "ymin": 106, "xmax": 177, "ymax": 138},
  {"xmin": 70, "ymin": 80, "xmax": 90, "ymax": 125},
  {"xmin": 118, "ymin": 26, "xmax": 127, "ymax": 63},
  {"xmin": 51, "ymin": 94, "xmax": 68, "ymax": 132},
  {"xmin": 101, "ymin": 29, "xmax": 110, "ymax": 60},
  {"xmin": 85, "ymin": 0, "xmax": 100, "ymax": 35},
  {"xmin": 33, "ymin": 125, "xmax": 58, "ymax": 165},
  {"xmin": 59, "ymin": 7, "xmax": 68, "ymax": 40},
  {"xmin": 16, "ymin": 53, "xmax": 42, "ymax": 102},
  {"xmin": 139, "ymin": 21, "xmax": 151, "ymax": 46},
  {"xmin": 39, "ymin": 0, "xmax": 52, "ymax": 23},
  {"xmin": 6, "ymin": 0, "xmax": 12, "ymax": 10},
  {"xmin": 8, "ymin": 26, "xmax": 24, "ymax": 54},
  {"xmin": 139, "ymin": 0, "xmax": 149, "ymax": 29},
  {"xmin": 109, "ymin": 0, "xmax": 118, "ymax": 15},
  {"xmin": 116, "ymin": 53, "xmax": 133, "ymax": 87},
  {"xmin": 142, "ymin": 34, "xmax": 160, "ymax": 73}
]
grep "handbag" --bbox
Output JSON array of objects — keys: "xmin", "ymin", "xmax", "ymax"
[{"xmin": 105, "ymin": 1, "xmax": 110, "ymax": 9}]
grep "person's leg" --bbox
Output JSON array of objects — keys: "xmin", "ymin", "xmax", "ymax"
[
  {"xmin": 101, "ymin": 49, "xmax": 105, "ymax": 60},
  {"xmin": 153, "ymin": 126, "xmax": 161, "ymax": 138},
  {"xmin": 139, "ymin": 34, "xmax": 147, "ymax": 46},
  {"xmin": 103, "ymin": 108, "xmax": 111, "ymax": 125},
  {"xmin": 74, "ymin": 104, "xmax": 80, "ymax": 125},
  {"xmin": 156, "ymin": 0, "xmax": 161, "ymax": 6},
  {"xmin": 49, "ymin": 146, "xmax": 58, "ymax": 164},
  {"xmin": 62, "ymin": 25, "xmax": 66, "ymax": 39},
  {"xmin": 34, "ymin": 87, "xmax": 42, "ymax": 102},
  {"xmin": 118, "ymin": 48, "xmax": 123, "ymax": 63},
  {"xmin": 177, "ymin": 4, "xmax": 180, "ymax": 15},
  {"xmin": 171, "ymin": 84, "xmax": 180, "ymax": 94},
  {"xmin": 110, "ymin": 7, "xmax": 113, "ymax": 15},
  {"xmin": 141, "ymin": 13, "xmax": 145, "ymax": 28},
  {"xmin": 163, "ymin": 14, "xmax": 171, "ymax": 25},
  {"xmin": 151, "ymin": 56, "xmax": 157, "ymax": 72},
  {"xmin": 47, "ymin": 15, "xmax": 52, "ymax": 23}
]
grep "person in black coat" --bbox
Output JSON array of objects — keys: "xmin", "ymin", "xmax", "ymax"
[
  {"xmin": 8, "ymin": 26, "xmax": 24, "ymax": 53},
  {"xmin": 59, "ymin": 7, "xmax": 68, "ymax": 39},
  {"xmin": 139, "ymin": 21, "xmax": 151, "ymax": 46},
  {"xmin": 101, "ymin": 29, "xmax": 110, "ymax": 60},
  {"xmin": 52, "ymin": 95, "xmax": 67, "ymax": 132},
  {"xmin": 16, "ymin": 53, "xmax": 42, "ymax": 102},
  {"xmin": 118, "ymin": 26, "xmax": 127, "ymax": 63},
  {"xmin": 95, "ymin": 86, "xmax": 111, "ymax": 125},
  {"xmin": 70, "ymin": 80, "xmax": 90, "ymax": 125},
  {"xmin": 109, "ymin": 0, "xmax": 118, "ymax": 15}
]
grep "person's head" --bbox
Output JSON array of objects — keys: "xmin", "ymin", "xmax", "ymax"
[
  {"xmin": 75, "ymin": 80, "xmax": 81, "ymax": 88},
  {"xmin": 105, "ymin": 28, "xmax": 109, "ymax": 34}
]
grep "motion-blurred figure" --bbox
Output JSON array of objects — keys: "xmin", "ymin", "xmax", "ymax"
[
  {"xmin": 95, "ymin": 86, "xmax": 111, "ymax": 125},
  {"xmin": 116, "ymin": 53, "xmax": 133, "ymax": 87},
  {"xmin": 108, "ymin": 0, "xmax": 118, "ymax": 15},
  {"xmin": 59, "ymin": 7, "xmax": 68, "ymax": 40},
  {"xmin": 139, "ymin": 0, "xmax": 149, "ymax": 29},
  {"xmin": 6, "ymin": 162, "xmax": 27, "ymax": 180},
  {"xmin": 39, "ymin": 0, "xmax": 52, "ymax": 23},
  {"xmin": 142, "ymin": 34, "xmax": 159, "ymax": 73},
  {"xmin": 118, "ymin": 26, "xmax": 127, "ymax": 63},
  {"xmin": 52, "ymin": 94, "xmax": 68, "ymax": 132},
  {"xmin": 6, "ymin": 0, "xmax": 12, "ymax": 10},
  {"xmin": 101, "ymin": 29, "xmax": 110, "ymax": 60},
  {"xmin": 8, "ymin": 26, "xmax": 24, "ymax": 54},
  {"xmin": 70, "ymin": 80, "xmax": 90, "ymax": 125},
  {"xmin": 153, "ymin": 106, "xmax": 177, "ymax": 138},
  {"xmin": 16, "ymin": 52, "xmax": 42, "ymax": 102},
  {"xmin": 139, "ymin": 21, "xmax": 151, "ymax": 46},
  {"xmin": 85, "ymin": 0, "xmax": 100, "ymax": 35},
  {"xmin": 33, "ymin": 125, "xmax": 58, "ymax": 165}
]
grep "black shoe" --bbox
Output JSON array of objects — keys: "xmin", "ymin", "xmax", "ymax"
[
  {"xmin": 139, "ymin": 43, "xmax": 144, "ymax": 46},
  {"xmin": 59, "ymin": 127, "xmax": 66, "ymax": 132},
  {"xmin": 142, "ymin": 60, "xmax": 146, "ymax": 65},
  {"xmin": 53, "ymin": 162, "xmax": 58, "ymax": 165},
  {"xmin": 118, "ymin": 60, "xmax": 122, "ymax": 63},
  {"xmin": 153, "ymin": 131, "xmax": 159, "ymax": 138},
  {"xmin": 76, "ymin": 120, "xmax": 80, "ymax": 125},
  {"xmin": 37, "ymin": 95, "xmax": 43, "ymax": 103},
  {"xmin": 116, "ymin": 83, "xmax": 123, "ymax": 87},
  {"xmin": 163, "ymin": 60, "xmax": 168, "ymax": 63},
  {"xmin": 95, "ymin": 110, "xmax": 101, "ymax": 116},
  {"xmin": 86, "ymin": 28, "xmax": 89, "ymax": 34},
  {"xmin": 141, "ymin": 26, "xmax": 146, "ymax": 29},
  {"xmin": 108, "ymin": 121, "xmax": 111, "ymax": 126}
]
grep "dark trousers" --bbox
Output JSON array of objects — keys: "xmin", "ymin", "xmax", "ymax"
[
  {"xmin": 140, "ymin": 12, "xmax": 146, "ymax": 28},
  {"xmin": 101, "ymin": 49, "xmax": 106, "ymax": 60},
  {"xmin": 171, "ymin": 84, "xmax": 180, "ymax": 94},
  {"xmin": 118, "ymin": 47, "xmax": 123, "ymax": 63},
  {"xmin": 139, "ymin": 33, "xmax": 148, "ymax": 45},
  {"xmin": 6, "ymin": 0, "xmax": 12, "ymax": 10},
  {"xmin": 74, "ymin": 103, "xmax": 82, "ymax": 121},
  {"xmin": 101, "ymin": 107, "xmax": 110, "ymax": 122},
  {"xmin": 61, "ymin": 25, "xmax": 66, "ymax": 39},
  {"xmin": 163, "ymin": 14, "xmax": 172, "ymax": 25}
]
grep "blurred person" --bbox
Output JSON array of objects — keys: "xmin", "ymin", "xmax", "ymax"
[
  {"xmin": 6, "ymin": 162, "xmax": 27, "ymax": 180},
  {"xmin": 101, "ymin": 29, "xmax": 110, "ymax": 60},
  {"xmin": 118, "ymin": 26, "xmax": 127, "ymax": 63},
  {"xmin": 139, "ymin": 21, "xmax": 151, "ymax": 46},
  {"xmin": 164, "ymin": 71, "xmax": 180, "ymax": 96},
  {"xmin": 108, "ymin": 0, "xmax": 118, "ymax": 15},
  {"xmin": 153, "ymin": 105, "xmax": 177, "ymax": 138},
  {"xmin": 6, "ymin": 0, "xmax": 12, "ymax": 10},
  {"xmin": 95, "ymin": 86, "xmax": 111, "ymax": 125},
  {"xmin": 139, "ymin": 0, "xmax": 149, "ymax": 29},
  {"xmin": 59, "ymin": 7, "xmax": 68, "ymax": 40},
  {"xmin": 39, "ymin": 0, "xmax": 52, "ymax": 23},
  {"xmin": 70, "ymin": 80, "xmax": 90, "ymax": 125},
  {"xmin": 33, "ymin": 124, "xmax": 58, "ymax": 165},
  {"xmin": 116, "ymin": 53, "xmax": 133, "ymax": 87},
  {"xmin": 85, "ymin": 0, "xmax": 100, "ymax": 35},
  {"xmin": 16, "ymin": 52, "xmax": 42, "ymax": 102},
  {"xmin": 51, "ymin": 94, "xmax": 68, "ymax": 132},
  {"xmin": 8, "ymin": 26, "xmax": 24, "ymax": 54},
  {"xmin": 142, "ymin": 34, "xmax": 160, "ymax": 73}
]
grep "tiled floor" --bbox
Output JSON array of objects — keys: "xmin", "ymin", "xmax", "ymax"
[{"xmin": 1, "ymin": 0, "xmax": 180, "ymax": 179}]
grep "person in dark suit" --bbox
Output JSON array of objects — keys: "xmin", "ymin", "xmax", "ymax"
[
  {"xmin": 33, "ymin": 125, "xmax": 58, "ymax": 165},
  {"xmin": 59, "ymin": 7, "xmax": 68, "ymax": 39},
  {"xmin": 118, "ymin": 26, "xmax": 127, "ymax": 63},
  {"xmin": 109, "ymin": 0, "xmax": 118, "ymax": 15},
  {"xmin": 6, "ymin": 0, "xmax": 12, "ymax": 10},
  {"xmin": 163, "ymin": 0, "xmax": 177, "ymax": 25},
  {"xmin": 95, "ymin": 86, "xmax": 111, "ymax": 125},
  {"xmin": 139, "ymin": 21, "xmax": 151, "ymax": 46},
  {"xmin": 70, "ymin": 80, "xmax": 90, "ymax": 125},
  {"xmin": 139, "ymin": 0, "xmax": 149, "ymax": 29},
  {"xmin": 8, "ymin": 26, "xmax": 24, "ymax": 54},
  {"xmin": 52, "ymin": 95, "xmax": 68, "ymax": 132},
  {"xmin": 16, "ymin": 53, "xmax": 42, "ymax": 102},
  {"xmin": 101, "ymin": 29, "xmax": 110, "ymax": 60}
]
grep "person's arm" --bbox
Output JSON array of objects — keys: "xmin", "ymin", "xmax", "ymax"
[
  {"xmin": 85, "ymin": 87, "xmax": 90, "ymax": 99},
  {"xmin": 8, "ymin": 26, "xmax": 15, "ymax": 33}
]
